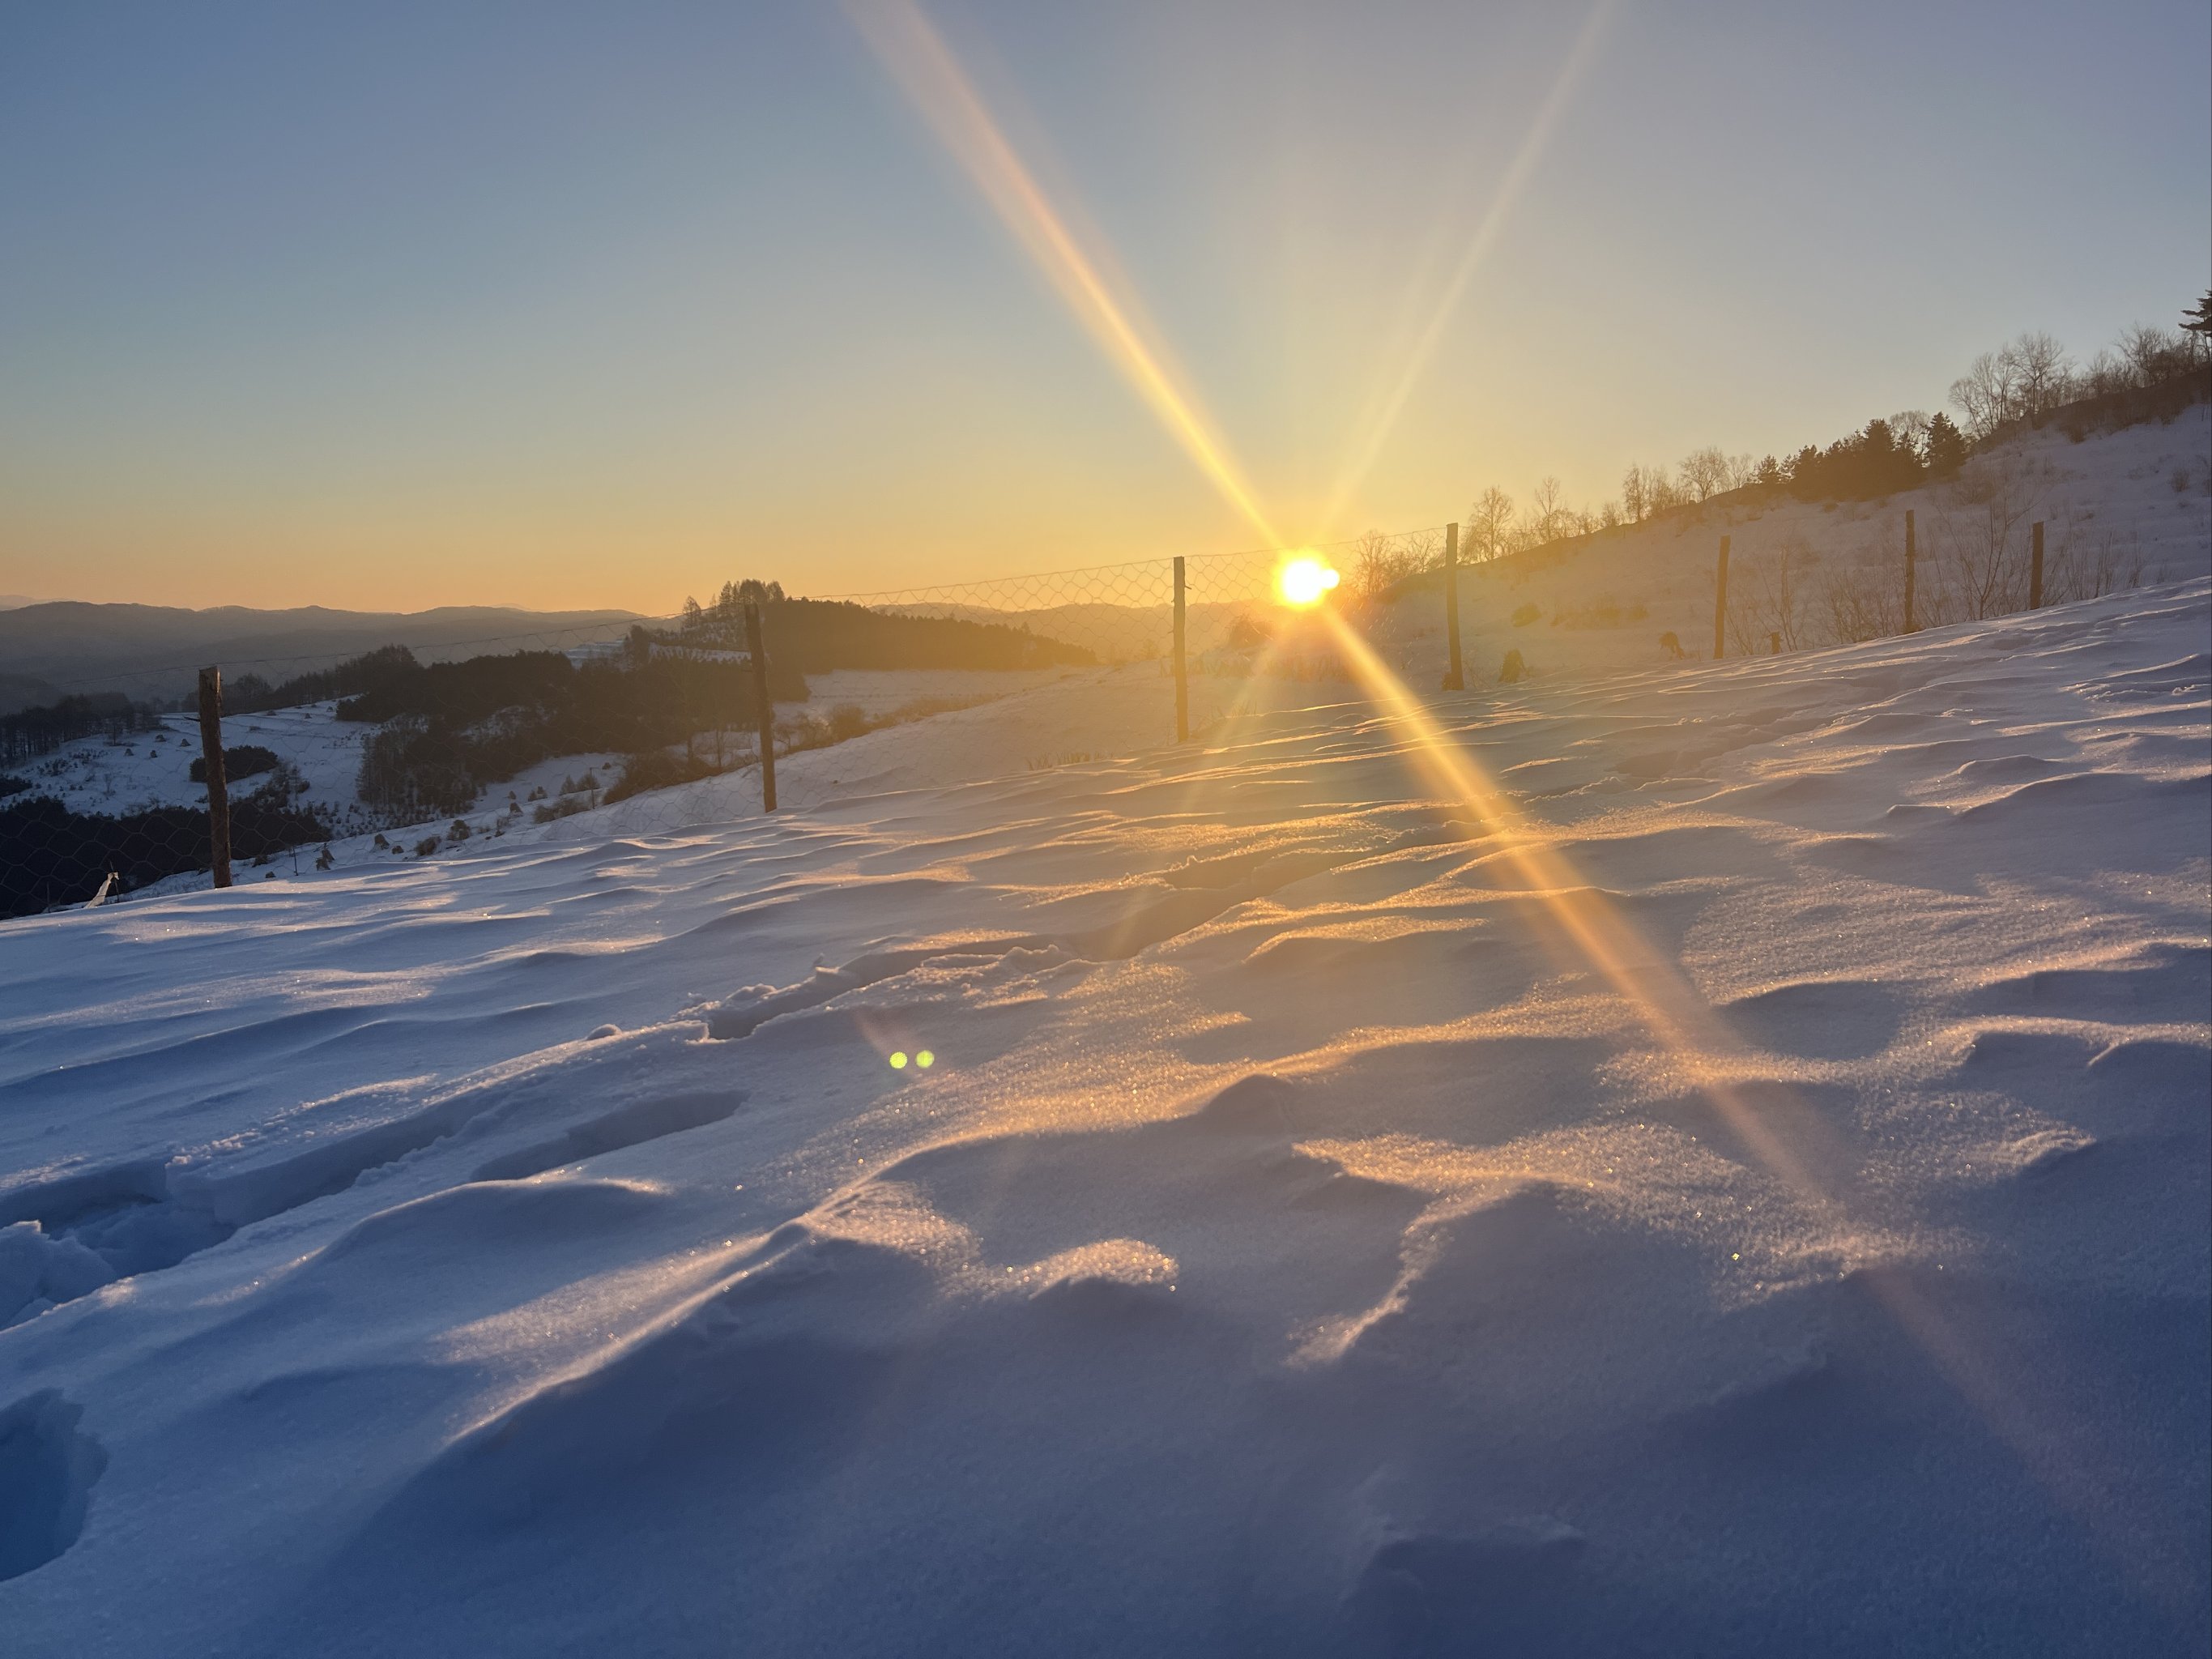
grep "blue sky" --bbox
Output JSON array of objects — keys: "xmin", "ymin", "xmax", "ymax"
[{"xmin": 2, "ymin": 1, "xmax": 2206, "ymax": 609}]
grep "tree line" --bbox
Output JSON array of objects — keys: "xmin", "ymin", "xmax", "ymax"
[
  {"xmin": 664, "ymin": 582, "xmax": 1096, "ymax": 672},
  {"xmin": 344, "ymin": 647, "xmax": 811, "ymax": 820},
  {"xmin": 1, "ymin": 778, "xmax": 326, "ymax": 919},
  {"xmin": 0, "ymin": 692, "xmax": 156, "ymax": 769},
  {"xmin": 1450, "ymin": 303, "xmax": 2211, "ymax": 563}
]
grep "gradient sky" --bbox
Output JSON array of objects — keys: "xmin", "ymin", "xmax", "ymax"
[{"xmin": 2, "ymin": 1, "xmax": 2206, "ymax": 612}]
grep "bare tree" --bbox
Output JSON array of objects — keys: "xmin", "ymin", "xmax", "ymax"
[
  {"xmin": 1529, "ymin": 476, "xmax": 1566, "ymax": 542},
  {"xmin": 1464, "ymin": 486, "xmax": 1515, "ymax": 561},
  {"xmin": 1927, "ymin": 457, "xmax": 2041, "ymax": 621},
  {"xmin": 2005, "ymin": 331, "xmax": 2073, "ymax": 418},
  {"xmin": 1352, "ymin": 530, "xmax": 1423, "ymax": 599},
  {"xmin": 1728, "ymin": 539, "xmax": 1810, "ymax": 654},
  {"xmin": 1621, "ymin": 465, "xmax": 1647, "ymax": 524},
  {"xmin": 2039, "ymin": 509, "xmax": 2151, "ymax": 603},
  {"xmin": 1949, "ymin": 350, "xmax": 2019, "ymax": 439},
  {"xmin": 1818, "ymin": 543, "xmax": 1903, "ymax": 643},
  {"xmin": 2080, "ymin": 348, "xmax": 2129, "ymax": 397},
  {"xmin": 2118, "ymin": 322, "xmax": 2180, "ymax": 386},
  {"xmin": 1677, "ymin": 446, "xmax": 1731, "ymax": 501}
]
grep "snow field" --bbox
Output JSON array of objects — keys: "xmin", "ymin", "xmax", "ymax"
[
  {"xmin": 0, "ymin": 574, "xmax": 2206, "ymax": 1653},
  {"xmin": 19, "ymin": 413, "xmax": 2208, "ymax": 886}
]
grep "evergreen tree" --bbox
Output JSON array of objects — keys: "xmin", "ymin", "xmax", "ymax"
[
  {"xmin": 1923, "ymin": 412, "xmax": 1967, "ymax": 476},
  {"xmin": 2184, "ymin": 291, "xmax": 2211, "ymax": 337}
]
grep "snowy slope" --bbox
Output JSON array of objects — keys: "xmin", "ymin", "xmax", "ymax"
[
  {"xmin": 0, "ymin": 581, "xmax": 2206, "ymax": 1656},
  {"xmin": 18, "ymin": 415, "xmax": 2209, "ymax": 859},
  {"xmin": 10, "ymin": 702, "xmax": 399, "ymax": 832},
  {"xmin": 6, "ymin": 667, "xmax": 1093, "ymax": 868},
  {"xmin": 1396, "ymin": 405, "xmax": 2212, "ymax": 685}
]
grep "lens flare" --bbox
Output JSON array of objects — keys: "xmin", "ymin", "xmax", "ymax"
[
  {"xmin": 846, "ymin": 0, "xmax": 1282, "ymax": 548},
  {"xmin": 1276, "ymin": 555, "xmax": 1340, "ymax": 608},
  {"xmin": 1319, "ymin": 2, "xmax": 1613, "ymax": 531},
  {"xmin": 1307, "ymin": 601, "xmax": 2157, "ymax": 1587},
  {"xmin": 889, "ymin": 1051, "xmax": 909, "ymax": 1069}
]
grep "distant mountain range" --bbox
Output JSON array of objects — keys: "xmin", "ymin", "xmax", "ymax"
[{"xmin": 0, "ymin": 602, "xmax": 641, "ymax": 711}]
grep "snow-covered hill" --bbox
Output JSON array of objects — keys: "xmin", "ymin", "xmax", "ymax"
[
  {"xmin": 0, "ymin": 576, "xmax": 2205, "ymax": 1654},
  {"xmin": 4, "ymin": 667, "xmax": 1095, "ymax": 879},
  {"xmin": 11, "ymin": 412, "xmax": 2206, "ymax": 890},
  {"xmin": 1401, "ymin": 404, "xmax": 2212, "ymax": 685}
]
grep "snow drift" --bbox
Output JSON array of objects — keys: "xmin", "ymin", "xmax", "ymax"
[{"xmin": 0, "ymin": 579, "xmax": 2206, "ymax": 1656}]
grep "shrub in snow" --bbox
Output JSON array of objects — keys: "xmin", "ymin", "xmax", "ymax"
[
  {"xmin": 189, "ymin": 744, "xmax": 279, "ymax": 785},
  {"xmin": 606, "ymin": 750, "xmax": 720, "ymax": 804}
]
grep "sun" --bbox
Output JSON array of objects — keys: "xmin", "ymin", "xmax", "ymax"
[{"xmin": 1275, "ymin": 554, "xmax": 1341, "ymax": 608}]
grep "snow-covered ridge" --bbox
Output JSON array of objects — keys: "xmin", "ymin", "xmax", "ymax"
[
  {"xmin": 12, "ymin": 409, "xmax": 2206, "ymax": 885},
  {"xmin": 0, "ymin": 576, "xmax": 2206, "ymax": 1653}
]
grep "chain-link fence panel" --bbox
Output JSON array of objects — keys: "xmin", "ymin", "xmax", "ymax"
[{"xmin": 2, "ymin": 531, "xmax": 1481, "ymax": 919}]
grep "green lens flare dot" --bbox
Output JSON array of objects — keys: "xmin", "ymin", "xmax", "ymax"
[
  {"xmin": 889, "ymin": 1051, "xmax": 908, "ymax": 1068},
  {"xmin": 917, "ymin": 1051, "xmax": 936, "ymax": 1068}
]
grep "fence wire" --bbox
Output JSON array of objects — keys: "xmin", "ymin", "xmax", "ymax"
[
  {"xmin": 3, "ymin": 493, "xmax": 2150, "ymax": 920},
  {"xmin": 0, "ymin": 531, "xmax": 1413, "ymax": 920}
]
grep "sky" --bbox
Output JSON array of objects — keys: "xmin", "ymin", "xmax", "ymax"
[{"xmin": 2, "ymin": 1, "xmax": 2206, "ymax": 614}]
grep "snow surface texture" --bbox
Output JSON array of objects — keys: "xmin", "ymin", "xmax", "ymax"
[
  {"xmin": 20, "ymin": 412, "xmax": 2209, "ymax": 881},
  {"xmin": 0, "ymin": 582, "xmax": 2207, "ymax": 1656}
]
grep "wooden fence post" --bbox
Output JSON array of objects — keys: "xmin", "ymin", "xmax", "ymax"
[
  {"xmin": 1441, "ymin": 522, "xmax": 1465, "ymax": 690},
  {"xmin": 744, "ymin": 603, "xmax": 777, "ymax": 812},
  {"xmin": 1172, "ymin": 555, "xmax": 1188, "ymax": 742},
  {"xmin": 1712, "ymin": 536, "xmax": 1731, "ymax": 660},
  {"xmin": 1903, "ymin": 508, "xmax": 1916, "ymax": 633},
  {"xmin": 196, "ymin": 666, "xmax": 232, "ymax": 889},
  {"xmin": 2029, "ymin": 520, "xmax": 2044, "ymax": 609}
]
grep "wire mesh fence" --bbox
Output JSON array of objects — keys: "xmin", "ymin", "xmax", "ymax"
[
  {"xmin": 0, "ymin": 527, "xmax": 1462, "ymax": 919},
  {"xmin": 2, "ymin": 496, "xmax": 2127, "ymax": 920}
]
